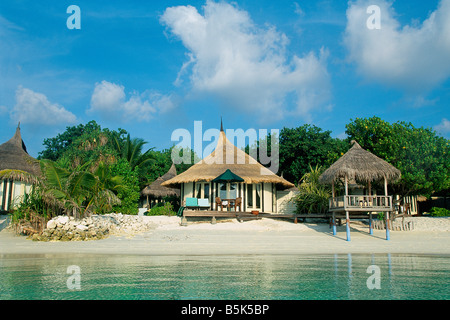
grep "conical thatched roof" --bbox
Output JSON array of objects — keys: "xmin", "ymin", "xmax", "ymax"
[
  {"xmin": 319, "ymin": 141, "xmax": 401, "ymax": 184},
  {"xmin": 162, "ymin": 126, "xmax": 294, "ymax": 189},
  {"xmin": 0, "ymin": 124, "xmax": 40, "ymax": 181},
  {"xmin": 141, "ymin": 163, "xmax": 180, "ymax": 198}
]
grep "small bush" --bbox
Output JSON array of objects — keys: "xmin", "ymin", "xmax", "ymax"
[
  {"xmin": 146, "ymin": 202, "xmax": 175, "ymax": 216},
  {"xmin": 429, "ymin": 207, "xmax": 450, "ymax": 217}
]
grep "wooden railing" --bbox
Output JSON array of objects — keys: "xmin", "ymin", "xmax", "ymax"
[{"xmin": 329, "ymin": 195, "xmax": 392, "ymax": 212}]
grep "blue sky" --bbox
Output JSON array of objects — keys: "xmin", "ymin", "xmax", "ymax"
[{"xmin": 1, "ymin": 0, "xmax": 449, "ymax": 157}]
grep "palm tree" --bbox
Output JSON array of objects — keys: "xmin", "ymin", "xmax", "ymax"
[
  {"xmin": 113, "ymin": 134, "xmax": 155, "ymax": 170},
  {"xmin": 39, "ymin": 159, "xmax": 122, "ymax": 218}
]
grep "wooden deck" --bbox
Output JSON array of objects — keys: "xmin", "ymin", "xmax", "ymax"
[
  {"xmin": 180, "ymin": 209, "xmax": 384, "ymax": 226},
  {"xmin": 329, "ymin": 195, "xmax": 393, "ymax": 212},
  {"xmin": 181, "ymin": 210, "xmax": 334, "ymax": 224}
]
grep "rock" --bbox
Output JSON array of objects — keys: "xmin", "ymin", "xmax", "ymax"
[
  {"xmin": 76, "ymin": 224, "xmax": 89, "ymax": 231},
  {"xmin": 57, "ymin": 216, "xmax": 69, "ymax": 225},
  {"xmin": 46, "ymin": 220, "xmax": 57, "ymax": 229},
  {"xmin": 33, "ymin": 213, "xmax": 153, "ymax": 242}
]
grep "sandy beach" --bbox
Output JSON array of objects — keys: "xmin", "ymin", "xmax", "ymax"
[{"xmin": 1, "ymin": 215, "xmax": 449, "ymax": 256}]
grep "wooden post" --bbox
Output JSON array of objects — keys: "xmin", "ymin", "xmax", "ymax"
[
  {"xmin": 332, "ymin": 212, "xmax": 336, "ymax": 236},
  {"xmin": 344, "ymin": 175, "xmax": 349, "ymax": 210},
  {"xmin": 384, "ymin": 176, "xmax": 388, "ymax": 196},
  {"xmin": 346, "ymin": 211, "xmax": 350, "ymax": 241},
  {"xmin": 332, "ymin": 180, "xmax": 335, "ymax": 198},
  {"xmin": 386, "ymin": 211, "xmax": 390, "ymax": 240},
  {"xmin": 344, "ymin": 176, "xmax": 348, "ymax": 195}
]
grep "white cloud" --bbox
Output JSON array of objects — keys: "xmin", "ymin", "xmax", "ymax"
[
  {"xmin": 10, "ymin": 86, "xmax": 77, "ymax": 125},
  {"xmin": 88, "ymin": 80, "xmax": 175, "ymax": 122},
  {"xmin": 160, "ymin": 0, "xmax": 331, "ymax": 122},
  {"xmin": 89, "ymin": 81, "xmax": 126, "ymax": 113},
  {"xmin": 435, "ymin": 118, "xmax": 450, "ymax": 135},
  {"xmin": 344, "ymin": 0, "xmax": 450, "ymax": 93}
]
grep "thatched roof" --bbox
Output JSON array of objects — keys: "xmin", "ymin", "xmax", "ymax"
[
  {"xmin": 162, "ymin": 127, "xmax": 295, "ymax": 189},
  {"xmin": 141, "ymin": 163, "xmax": 180, "ymax": 198},
  {"xmin": 319, "ymin": 140, "xmax": 401, "ymax": 184},
  {"xmin": 0, "ymin": 124, "xmax": 41, "ymax": 180}
]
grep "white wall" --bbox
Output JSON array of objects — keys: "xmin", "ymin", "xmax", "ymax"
[
  {"xmin": 276, "ymin": 190, "xmax": 298, "ymax": 215},
  {"xmin": 263, "ymin": 183, "xmax": 273, "ymax": 213}
]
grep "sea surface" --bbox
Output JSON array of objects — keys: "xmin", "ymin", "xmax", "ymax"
[{"xmin": 0, "ymin": 253, "xmax": 448, "ymax": 300}]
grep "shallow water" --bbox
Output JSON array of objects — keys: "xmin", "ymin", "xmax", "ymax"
[{"xmin": 0, "ymin": 253, "xmax": 448, "ymax": 300}]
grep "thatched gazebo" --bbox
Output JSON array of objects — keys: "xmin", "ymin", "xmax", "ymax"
[
  {"xmin": 319, "ymin": 140, "xmax": 401, "ymax": 241},
  {"xmin": 162, "ymin": 123, "xmax": 294, "ymax": 213},
  {"xmin": 0, "ymin": 124, "xmax": 40, "ymax": 212},
  {"xmin": 141, "ymin": 163, "xmax": 180, "ymax": 208}
]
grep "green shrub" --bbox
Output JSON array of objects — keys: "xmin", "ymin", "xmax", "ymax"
[
  {"xmin": 429, "ymin": 207, "xmax": 450, "ymax": 217},
  {"xmin": 146, "ymin": 202, "xmax": 175, "ymax": 216},
  {"xmin": 293, "ymin": 165, "xmax": 331, "ymax": 214}
]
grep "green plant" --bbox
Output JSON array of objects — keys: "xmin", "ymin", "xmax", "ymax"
[
  {"xmin": 39, "ymin": 159, "xmax": 123, "ymax": 218},
  {"xmin": 109, "ymin": 158, "xmax": 140, "ymax": 215},
  {"xmin": 429, "ymin": 207, "xmax": 450, "ymax": 217},
  {"xmin": 146, "ymin": 202, "xmax": 175, "ymax": 216},
  {"xmin": 293, "ymin": 165, "xmax": 331, "ymax": 214}
]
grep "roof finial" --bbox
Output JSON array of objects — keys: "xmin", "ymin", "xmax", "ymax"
[{"xmin": 220, "ymin": 116, "xmax": 224, "ymax": 132}]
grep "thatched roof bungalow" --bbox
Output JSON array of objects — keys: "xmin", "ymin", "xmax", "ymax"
[
  {"xmin": 162, "ymin": 124, "xmax": 295, "ymax": 213},
  {"xmin": 0, "ymin": 124, "xmax": 40, "ymax": 211},
  {"xmin": 319, "ymin": 140, "xmax": 401, "ymax": 185},
  {"xmin": 140, "ymin": 163, "xmax": 180, "ymax": 209},
  {"xmin": 141, "ymin": 163, "xmax": 179, "ymax": 199},
  {"xmin": 319, "ymin": 140, "xmax": 401, "ymax": 241}
]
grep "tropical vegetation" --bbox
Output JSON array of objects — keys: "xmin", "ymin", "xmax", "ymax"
[
  {"xmin": 4, "ymin": 116, "xmax": 450, "ymax": 225},
  {"xmin": 293, "ymin": 165, "xmax": 332, "ymax": 214}
]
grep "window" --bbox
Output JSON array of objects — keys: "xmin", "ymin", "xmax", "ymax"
[
  {"xmin": 204, "ymin": 183, "xmax": 210, "ymax": 200},
  {"xmin": 195, "ymin": 183, "xmax": 201, "ymax": 198},
  {"xmin": 229, "ymin": 183, "xmax": 237, "ymax": 199},
  {"xmin": 195, "ymin": 182, "xmax": 211, "ymax": 199},
  {"xmin": 247, "ymin": 184, "xmax": 253, "ymax": 207},
  {"xmin": 219, "ymin": 183, "xmax": 227, "ymax": 199},
  {"xmin": 256, "ymin": 183, "xmax": 261, "ymax": 208},
  {"xmin": 246, "ymin": 183, "xmax": 261, "ymax": 209}
]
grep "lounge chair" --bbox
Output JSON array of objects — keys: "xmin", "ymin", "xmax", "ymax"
[
  {"xmin": 198, "ymin": 198, "xmax": 210, "ymax": 210},
  {"xmin": 185, "ymin": 197, "xmax": 199, "ymax": 210}
]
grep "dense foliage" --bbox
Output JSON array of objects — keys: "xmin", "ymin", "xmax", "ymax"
[
  {"xmin": 7, "ymin": 116, "xmax": 450, "ymax": 224},
  {"xmin": 346, "ymin": 116, "xmax": 450, "ymax": 198},
  {"xmin": 294, "ymin": 165, "xmax": 332, "ymax": 214},
  {"xmin": 279, "ymin": 124, "xmax": 348, "ymax": 185},
  {"xmin": 429, "ymin": 207, "xmax": 450, "ymax": 217}
]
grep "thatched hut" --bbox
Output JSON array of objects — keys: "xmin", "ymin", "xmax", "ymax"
[
  {"xmin": 141, "ymin": 163, "xmax": 180, "ymax": 208},
  {"xmin": 162, "ymin": 124, "xmax": 295, "ymax": 213},
  {"xmin": 0, "ymin": 124, "xmax": 40, "ymax": 212},
  {"xmin": 319, "ymin": 140, "xmax": 401, "ymax": 186},
  {"xmin": 319, "ymin": 140, "xmax": 401, "ymax": 240}
]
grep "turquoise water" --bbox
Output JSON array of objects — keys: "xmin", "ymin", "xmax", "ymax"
[{"xmin": 0, "ymin": 254, "xmax": 448, "ymax": 300}]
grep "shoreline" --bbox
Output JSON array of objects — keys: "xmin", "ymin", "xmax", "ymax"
[{"xmin": 1, "ymin": 216, "xmax": 450, "ymax": 256}]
